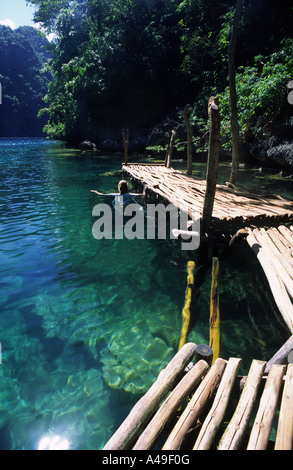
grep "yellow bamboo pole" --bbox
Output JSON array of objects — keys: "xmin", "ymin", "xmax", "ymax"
[
  {"xmin": 209, "ymin": 257, "xmax": 220, "ymax": 364},
  {"xmin": 178, "ymin": 261, "xmax": 195, "ymax": 350}
]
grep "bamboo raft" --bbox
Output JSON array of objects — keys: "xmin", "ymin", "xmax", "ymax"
[
  {"xmin": 103, "ymin": 343, "xmax": 293, "ymax": 450},
  {"xmin": 122, "ymin": 164, "xmax": 293, "ymax": 226}
]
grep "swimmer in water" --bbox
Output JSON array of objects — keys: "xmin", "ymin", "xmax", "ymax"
[{"xmin": 91, "ymin": 179, "xmax": 146, "ymax": 204}]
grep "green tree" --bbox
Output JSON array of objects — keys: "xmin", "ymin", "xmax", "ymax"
[{"xmin": 0, "ymin": 25, "xmax": 50, "ymax": 137}]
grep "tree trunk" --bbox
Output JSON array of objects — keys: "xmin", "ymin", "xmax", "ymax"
[{"xmin": 229, "ymin": 0, "xmax": 243, "ymax": 186}]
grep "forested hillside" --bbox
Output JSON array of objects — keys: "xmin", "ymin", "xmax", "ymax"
[
  {"xmin": 12, "ymin": 1, "xmax": 293, "ymax": 161},
  {"xmin": 0, "ymin": 25, "xmax": 50, "ymax": 137}
]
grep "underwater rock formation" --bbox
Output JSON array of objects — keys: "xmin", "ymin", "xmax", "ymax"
[{"xmin": 101, "ymin": 326, "xmax": 174, "ymax": 394}]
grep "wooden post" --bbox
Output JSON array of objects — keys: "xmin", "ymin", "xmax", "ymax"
[
  {"xmin": 217, "ymin": 359, "xmax": 266, "ymax": 450},
  {"xmin": 209, "ymin": 257, "xmax": 220, "ymax": 364},
  {"xmin": 133, "ymin": 360, "xmax": 209, "ymax": 450},
  {"xmin": 165, "ymin": 130, "xmax": 176, "ymax": 168},
  {"xmin": 194, "ymin": 344, "xmax": 213, "ymax": 366},
  {"xmin": 183, "ymin": 104, "xmax": 193, "ymax": 175},
  {"xmin": 103, "ymin": 342, "xmax": 197, "ymax": 450},
  {"xmin": 202, "ymin": 97, "xmax": 221, "ymax": 232},
  {"xmin": 275, "ymin": 363, "xmax": 293, "ymax": 450},
  {"xmin": 162, "ymin": 358, "xmax": 227, "ymax": 450},
  {"xmin": 247, "ymin": 364, "xmax": 286, "ymax": 450},
  {"xmin": 178, "ymin": 261, "xmax": 196, "ymax": 351},
  {"xmin": 122, "ymin": 128, "xmax": 129, "ymax": 165},
  {"xmin": 193, "ymin": 357, "xmax": 242, "ymax": 450}
]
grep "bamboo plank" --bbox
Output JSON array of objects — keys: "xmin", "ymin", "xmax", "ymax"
[
  {"xmin": 265, "ymin": 335, "xmax": 293, "ymax": 373},
  {"xmin": 103, "ymin": 342, "xmax": 197, "ymax": 450},
  {"xmin": 247, "ymin": 364, "xmax": 286, "ymax": 450},
  {"xmin": 278, "ymin": 225, "xmax": 293, "ymax": 245},
  {"xmin": 253, "ymin": 228, "xmax": 293, "ymax": 299},
  {"xmin": 193, "ymin": 357, "xmax": 242, "ymax": 450},
  {"xmin": 275, "ymin": 364, "xmax": 293, "ymax": 450},
  {"xmin": 132, "ymin": 360, "xmax": 209, "ymax": 450},
  {"xmin": 246, "ymin": 229, "xmax": 293, "ymax": 334},
  {"xmin": 268, "ymin": 228, "xmax": 293, "ymax": 266},
  {"xmin": 217, "ymin": 359, "xmax": 266, "ymax": 450},
  {"xmin": 162, "ymin": 358, "xmax": 227, "ymax": 450}
]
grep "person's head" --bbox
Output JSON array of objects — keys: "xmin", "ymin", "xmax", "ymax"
[{"xmin": 118, "ymin": 180, "xmax": 129, "ymax": 194}]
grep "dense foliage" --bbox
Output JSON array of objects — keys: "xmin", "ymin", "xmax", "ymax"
[
  {"xmin": 12, "ymin": 1, "xmax": 293, "ymax": 146},
  {"xmin": 0, "ymin": 26, "xmax": 50, "ymax": 137}
]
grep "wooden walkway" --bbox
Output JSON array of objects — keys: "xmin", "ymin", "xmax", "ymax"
[
  {"xmin": 122, "ymin": 163, "xmax": 293, "ymax": 334},
  {"xmin": 103, "ymin": 343, "xmax": 293, "ymax": 450},
  {"xmin": 247, "ymin": 225, "xmax": 293, "ymax": 334},
  {"xmin": 122, "ymin": 164, "xmax": 293, "ymax": 226}
]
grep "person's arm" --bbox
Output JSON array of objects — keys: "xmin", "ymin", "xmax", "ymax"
[
  {"xmin": 90, "ymin": 190, "xmax": 117, "ymax": 196},
  {"xmin": 129, "ymin": 185, "xmax": 147, "ymax": 196}
]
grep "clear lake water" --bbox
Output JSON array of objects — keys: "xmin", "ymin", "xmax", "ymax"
[{"xmin": 0, "ymin": 138, "xmax": 292, "ymax": 449}]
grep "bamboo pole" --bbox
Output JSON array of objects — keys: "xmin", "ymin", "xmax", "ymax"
[
  {"xmin": 165, "ymin": 130, "xmax": 176, "ymax": 168},
  {"xmin": 256, "ymin": 228, "xmax": 293, "ymax": 296},
  {"xmin": 122, "ymin": 128, "xmax": 129, "ymax": 165},
  {"xmin": 209, "ymin": 257, "xmax": 220, "ymax": 364},
  {"xmin": 217, "ymin": 359, "xmax": 266, "ymax": 450},
  {"xmin": 202, "ymin": 97, "xmax": 221, "ymax": 232},
  {"xmin": 265, "ymin": 335, "xmax": 293, "ymax": 373},
  {"xmin": 162, "ymin": 358, "xmax": 227, "ymax": 450},
  {"xmin": 246, "ymin": 229, "xmax": 293, "ymax": 334},
  {"xmin": 133, "ymin": 360, "xmax": 209, "ymax": 450},
  {"xmin": 178, "ymin": 261, "xmax": 196, "ymax": 350},
  {"xmin": 275, "ymin": 363, "xmax": 293, "ymax": 450},
  {"xmin": 278, "ymin": 225, "xmax": 293, "ymax": 245},
  {"xmin": 193, "ymin": 357, "xmax": 242, "ymax": 450},
  {"xmin": 103, "ymin": 342, "xmax": 197, "ymax": 450},
  {"xmin": 183, "ymin": 105, "xmax": 193, "ymax": 175},
  {"xmin": 247, "ymin": 364, "xmax": 286, "ymax": 450}
]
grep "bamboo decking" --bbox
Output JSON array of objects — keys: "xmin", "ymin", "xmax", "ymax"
[
  {"xmin": 247, "ymin": 225, "xmax": 293, "ymax": 334},
  {"xmin": 122, "ymin": 162, "xmax": 293, "ymax": 333},
  {"xmin": 122, "ymin": 164, "xmax": 293, "ymax": 226},
  {"xmin": 104, "ymin": 343, "xmax": 293, "ymax": 451}
]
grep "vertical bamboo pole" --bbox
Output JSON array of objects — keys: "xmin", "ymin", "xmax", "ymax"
[
  {"xmin": 202, "ymin": 97, "xmax": 221, "ymax": 232},
  {"xmin": 165, "ymin": 130, "xmax": 176, "ymax": 168},
  {"xmin": 183, "ymin": 104, "xmax": 193, "ymax": 175},
  {"xmin": 209, "ymin": 257, "xmax": 220, "ymax": 364},
  {"xmin": 122, "ymin": 128, "xmax": 129, "ymax": 165},
  {"xmin": 178, "ymin": 261, "xmax": 196, "ymax": 350}
]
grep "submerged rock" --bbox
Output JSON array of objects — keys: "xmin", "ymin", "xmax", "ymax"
[
  {"xmin": 79, "ymin": 140, "xmax": 97, "ymax": 151},
  {"xmin": 101, "ymin": 326, "xmax": 174, "ymax": 394}
]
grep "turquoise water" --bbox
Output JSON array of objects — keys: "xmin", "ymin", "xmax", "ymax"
[{"xmin": 0, "ymin": 138, "xmax": 291, "ymax": 450}]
